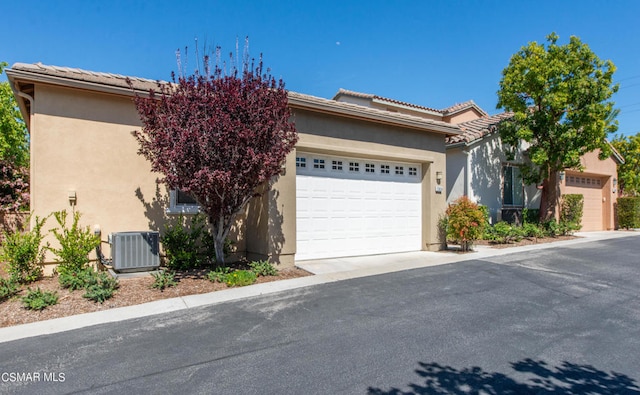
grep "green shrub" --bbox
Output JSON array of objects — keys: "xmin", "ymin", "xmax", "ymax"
[
  {"xmin": 522, "ymin": 208, "xmax": 540, "ymax": 224},
  {"xmin": 50, "ymin": 210, "xmax": 100, "ymax": 274},
  {"xmin": 151, "ymin": 270, "xmax": 178, "ymax": 291},
  {"xmin": 225, "ymin": 270, "xmax": 257, "ymax": 287},
  {"xmin": 0, "ymin": 277, "xmax": 19, "ymax": 301},
  {"xmin": 249, "ymin": 260, "xmax": 278, "ymax": 277},
  {"xmin": 58, "ymin": 266, "xmax": 95, "ymax": 291},
  {"xmin": 22, "ymin": 288, "xmax": 58, "ymax": 310},
  {"xmin": 490, "ymin": 221, "xmax": 524, "ymax": 244},
  {"xmin": 437, "ymin": 214, "xmax": 449, "ymax": 249},
  {"xmin": 161, "ymin": 214, "xmax": 222, "ymax": 270},
  {"xmin": 522, "ymin": 222, "xmax": 545, "ymax": 239},
  {"xmin": 617, "ymin": 197, "xmax": 640, "ymax": 229},
  {"xmin": 543, "ymin": 219, "xmax": 561, "ymax": 237},
  {"xmin": 445, "ymin": 196, "xmax": 486, "ymax": 252},
  {"xmin": 478, "ymin": 205, "xmax": 494, "ymax": 240},
  {"xmin": 82, "ymin": 272, "xmax": 118, "ymax": 303},
  {"xmin": 560, "ymin": 194, "xmax": 583, "ymax": 235},
  {"xmin": 207, "ymin": 266, "xmax": 231, "ymax": 283},
  {"xmin": 1, "ymin": 215, "xmax": 48, "ymax": 284}
]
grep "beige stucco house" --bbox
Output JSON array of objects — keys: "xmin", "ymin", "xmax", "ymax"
[{"xmin": 6, "ymin": 63, "xmax": 460, "ymax": 272}]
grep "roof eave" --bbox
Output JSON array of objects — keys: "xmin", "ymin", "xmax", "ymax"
[
  {"xmin": 5, "ymin": 67, "xmax": 159, "ymax": 99},
  {"xmin": 5, "ymin": 71, "xmax": 32, "ymax": 129},
  {"xmin": 289, "ymin": 94, "xmax": 461, "ymax": 136}
]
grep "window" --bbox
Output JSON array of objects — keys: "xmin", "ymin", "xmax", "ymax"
[
  {"xmin": 395, "ymin": 166, "xmax": 404, "ymax": 175},
  {"xmin": 380, "ymin": 164, "xmax": 390, "ymax": 174},
  {"xmin": 296, "ymin": 157, "xmax": 306, "ymax": 168},
  {"xmin": 365, "ymin": 163, "xmax": 375, "ymax": 173},
  {"xmin": 408, "ymin": 167, "xmax": 418, "ymax": 176},
  {"xmin": 332, "ymin": 160, "xmax": 343, "ymax": 171},
  {"xmin": 349, "ymin": 162, "xmax": 360, "ymax": 172},
  {"xmin": 168, "ymin": 189, "xmax": 199, "ymax": 214},
  {"xmin": 313, "ymin": 158, "xmax": 325, "ymax": 169},
  {"xmin": 503, "ymin": 165, "xmax": 524, "ymax": 206}
]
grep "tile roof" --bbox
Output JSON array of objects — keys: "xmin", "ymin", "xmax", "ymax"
[
  {"xmin": 334, "ymin": 88, "xmax": 443, "ymax": 113},
  {"xmin": 446, "ymin": 112, "xmax": 514, "ymax": 145},
  {"xmin": 441, "ymin": 100, "xmax": 488, "ymax": 117},
  {"xmin": 8, "ymin": 63, "xmax": 461, "ymax": 136},
  {"xmin": 9, "ymin": 62, "xmax": 166, "ymax": 92},
  {"xmin": 334, "ymin": 89, "xmax": 489, "ymax": 117},
  {"xmin": 288, "ymin": 91, "xmax": 461, "ymax": 135}
]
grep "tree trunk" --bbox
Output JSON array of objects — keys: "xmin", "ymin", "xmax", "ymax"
[
  {"xmin": 212, "ymin": 216, "xmax": 227, "ymax": 266},
  {"xmin": 539, "ymin": 171, "xmax": 561, "ymax": 222}
]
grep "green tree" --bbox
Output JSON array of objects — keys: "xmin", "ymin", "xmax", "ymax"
[
  {"xmin": 611, "ymin": 133, "xmax": 640, "ymax": 196},
  {"xmin": 497, "ymin": 33, "xmax": 618, "ymax": 221},
  {"xmin": 0, "ymin": 62, "xmax": 29, "ymax": 168},
  {"xmin": 0, "ymin": 62, "xmax": 30, "ymax": 211}
]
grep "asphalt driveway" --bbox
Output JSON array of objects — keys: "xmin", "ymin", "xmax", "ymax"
[{"xmin": 1, "ymin": 234, "xmax": 639, "ymax": 394}]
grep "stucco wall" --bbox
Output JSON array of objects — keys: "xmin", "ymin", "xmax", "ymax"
[
  {"xmin": 446, "ymin": 134, "xmax": 541, "ymax": 224},
  {"xmin": 559, "ymin": 149, "xmax": 619, "ymax": 230},
  {"xmin": 30, "ymin": 84, "xmax": 251, "ymax": 271},
  {"xmin": 292, "ymin": 109, "xmax": 448, "ymax": 251}
]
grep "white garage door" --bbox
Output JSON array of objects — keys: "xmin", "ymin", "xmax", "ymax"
[
  {"xmin": 296, "ymin": 153, "xmax": 422, "ymax": 260},
  {"xmin": 565, "ymin": 174, "xmax": 603, "ymax": 231}
]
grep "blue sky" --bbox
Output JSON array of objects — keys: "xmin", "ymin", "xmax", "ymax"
[{"xmin": 2, "ymin": 0, "xmax": 639, "ymax": 136}]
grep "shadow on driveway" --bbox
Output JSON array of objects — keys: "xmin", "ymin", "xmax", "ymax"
[{"xmin": 367, "ymin": 358, "xmax": 640, "ymax": 394}]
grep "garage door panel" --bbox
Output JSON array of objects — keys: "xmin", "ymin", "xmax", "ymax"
[
  {"xmin": 565, "ymin": 174, "xmax": 603, "ymax": 231},
  {"xmin": 296, "ymin": 154, "xmax": 422, "ymax": 261}
]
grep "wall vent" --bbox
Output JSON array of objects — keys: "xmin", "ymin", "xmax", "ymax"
[{"xmin": 109, "ymin": 231, "xmax": 160, "ymax": 272}]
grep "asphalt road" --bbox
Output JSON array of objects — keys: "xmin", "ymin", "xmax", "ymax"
[{"xmin": 1, "ymin": 236, "xmax": 639, "ymax": 394}]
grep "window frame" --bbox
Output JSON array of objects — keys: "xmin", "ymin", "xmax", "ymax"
[
  {"xmin": 167, "ymin": 189, "xmax": 200, "ymax": 215},
  {"xmin": 502, "ymin": 164, "xmax": 524, "ymax": 207}
]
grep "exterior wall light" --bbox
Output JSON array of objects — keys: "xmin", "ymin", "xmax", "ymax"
[
  {"xmin": 436, "ymin": 171, "xmax": 443, "ymax": 185},
  {"xmin": 613, "ymin": 178, "xmax": 617, "ymax": 186},
  {"xmin": 559, "ymin": 171, "xmax": 565, "ymax": 182},
  {"xmin": 68, "ymin": 190, "xmax": 77, "ymax": 206}
]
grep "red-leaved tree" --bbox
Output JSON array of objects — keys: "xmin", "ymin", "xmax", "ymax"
[{"xmin": 130, "ymin": 48, "xmax": 298, "ymax": 264}]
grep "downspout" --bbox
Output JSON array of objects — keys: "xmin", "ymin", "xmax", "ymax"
[
  {"xmin": 17, "ymin": 91, "xmax": 34, "ymax": 116},
  {"xmin": 462, "ymin": 148, "xmax": 471, "ymax": 198}
]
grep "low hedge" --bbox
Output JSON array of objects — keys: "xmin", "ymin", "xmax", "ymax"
[{"xmin": 617, "ymin": 197, "xmax": 640, "ymax": 229}]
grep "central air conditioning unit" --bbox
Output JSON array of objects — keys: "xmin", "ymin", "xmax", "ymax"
[{"xmin": 109, "ymin": 231, "xmax": 160, "ymax": 272}]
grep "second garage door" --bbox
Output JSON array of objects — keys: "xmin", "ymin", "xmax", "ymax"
[
  {"xmin": 565, "ymin": 173, "xmax": 604, "ymax": 231},
  {"xmin": 296, "ymin": 153, "xmax": 422, "ymax": 260}
]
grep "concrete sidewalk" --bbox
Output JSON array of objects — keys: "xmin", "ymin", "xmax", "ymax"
[{"xmin": 1, "ymin": 230, "xmax": 637, "ymax": 343}]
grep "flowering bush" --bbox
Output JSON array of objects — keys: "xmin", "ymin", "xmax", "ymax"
[{"xmin": 445, "ymin": 196, "xmax": 486, "ymax": 252}]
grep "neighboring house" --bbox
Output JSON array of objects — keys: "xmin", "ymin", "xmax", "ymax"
[
  {"xmin": 447, "ymin": 114, "xmax": 623, "ymax": 231},
  {"xmin": 6, "ymin": 63, "xmax": 460, "ymax": 272},
  {"xmin": 336, "ymin": 89, "xmax": 623, "ymax": 231}
]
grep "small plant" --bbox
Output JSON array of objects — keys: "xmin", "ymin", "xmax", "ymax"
[
  {"xmin": 445, "ymin": 196, "xmax": 486, "ymax": 252},
  {"xmin": 522, "ymin": 222, "xmax": 545, "ymax": 239},
  {"xmin": 491, "ymin": 221, "xmax": 524, "ymax": 244},
  {"xmin": 437, "ymin": 214, "xmax": 449, "ymax": 250},
  {"xmin": 560, "ymin": 194, "xmax": 583, "ymax": 235},
  {"xmin": 151, "ymin": 270, "xmax": 178, "ymax": 291},
  {"xmin": 22, "ymin": 287, "xmax": 58, "ymax": 310},
  {"xmin": 1, "ymin": 215, "xmax": 48, "ymax": 284},
  {"xmin": 82, "ymin": 272, "xmax": 118, "ymax": 303},
  {"xmin": 161, "ymin": 214, "xmax": 218, "ymax": 270},
  {"xmin": 207, "ymin": 266, "xmax": 231, "ymax": 283},
  {"xmin": 224, "ymin": 270, "xmax": 257, "ymax": 287},
  {"xmin": 0, "ymin": 277, "xmax": 19, "ymax": 301},
  {"xmin": 543, "ymin": 219, "xmax": 561, "ymax": 237},
  {"xmin": 249, "ymin": 260, "xmax": 278, "ymax": 277},
  {"xmin": 50, "ymin": 210, "xmax": 100, "ymax": 274},
  {"xmin": 58, "ymin": 266, "xmax": 95, "ymax": 291}
]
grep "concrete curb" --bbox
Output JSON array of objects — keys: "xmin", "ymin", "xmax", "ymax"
[{"xmin": 0, "ymin": 230, "xmax": 637, "ymax": 343}]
